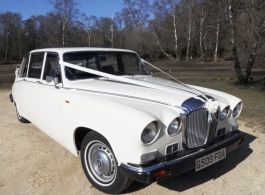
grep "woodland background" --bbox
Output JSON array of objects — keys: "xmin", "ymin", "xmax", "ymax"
[{"xmin": 0, "ymin": 0, "xmax": 265, "ymax": 83}]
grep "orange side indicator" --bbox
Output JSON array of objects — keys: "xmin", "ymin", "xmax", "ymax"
[
  {"xmin": 65, "ymin": 100, "xmax": 70, "ymax": 103},
  {"xmin": 154, "ymin": 170, "xmax": 169, "ymax": 179}
]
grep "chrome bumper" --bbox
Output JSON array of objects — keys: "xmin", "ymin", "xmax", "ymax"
[{"xmin": 119, "ymin": 130, "xmax": 245, "ymax": 183}]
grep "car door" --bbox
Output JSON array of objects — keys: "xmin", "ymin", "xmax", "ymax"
[
  {"xmin": 13, "ymin": 54, "xmax": 30, "ymax": 119},
  {"xmin": 31, "ymin": 52, "xmax": 63, "ymax": 142},
  {"xmin": 15, "ymin": 52, "xmax": 62, "ymax": 142},
  {"xmin": 20, "ymin": 52, "xmax": 45, "ymax": 124}
]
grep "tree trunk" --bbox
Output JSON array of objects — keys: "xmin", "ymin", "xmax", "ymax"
[
  {"xmin": 186, "ymin": 1, "xmax": 193, "ymax": 61},
  {"xmin": 199, "ymin": 15, "xmax": 204, "ymax": 56},
  {"xmin": 214, "ymin": 16, "xmax": 220, "ymax": 62},
  {"xmin": 190, "ymin": 21, "xmax": 195, "ymax": 60},
  {"xmin": 245, "ymin": 43, "xmax": 257, "ymax": 80},
  {"xmin": 228, "ymin": 0, "xmax": 245, "ymax": 83},
  {"xmin": 88, "ymin": 31, "xmax": 91, "ymax": 47},
  {"xmin": 173, "ymin": 14, "xmax": 178, "ymax": 60},
  {"xmin": 172, "ymin": 0, "xmax": 179, "ymax": 60},
  {"xmin": 152, "ymin": 32, "xmax": 173, "ymax": 60},
  {"xmin": 5, "ymin": 33, "xmax": 9, "ymax": 61},
  {"xmin": 214, "ymin": 1, "xmax": 221, "ymax": 62},
  {"xmin": 62, "ymin": 22, "xmax": 65, "ymax": 47},
  {"xmin": 111, "ymin": 14, "xmax": 114, "ymax": 48}
]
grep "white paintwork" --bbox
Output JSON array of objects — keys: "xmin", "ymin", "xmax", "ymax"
[{"xmin": 12, "ymin": 47, "xmax": 243, "ymax": 165}]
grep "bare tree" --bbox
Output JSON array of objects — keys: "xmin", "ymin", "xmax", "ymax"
[
  {"xmin": 196, "ymin": 4, "xmax": 207, "ymax": 56},
  {"xmin": 152, "ymin": 0, "xmax": 180, "ymax": 60},
  {"xmin": 122, "ymin": 0, "xmax": 150, "ymax": 55},
  {"xmin": 81, "ymin": 14, "xmax": 96, "ymax": 47},
  {"xmin": 213, "ymin": 0, "xmax": 221, "ymax": 62},
  {"xmin": 1, "ymin": 0, "xmax": 264, "ymax": 69},
  {"xmin": 229, "ymin": 0, "xmax": 265, "ymax": 83},
  {"xmin": 185, "ymin": 0, "xmax": 194, "ymax": 61},
  {"xmin": 150, "ymin": 23, "xmax": 173, "ymax": 60},
  {"xmin": 96, "ymin": 16, "xmax": 115, "ymax": 47},
  {"xmin": 0, "ymin": 12, "xmax": 23, "ymax": 60},
  {"xmin": 47, "ymin": 0, "xmax": 79, "ymax": 47}
]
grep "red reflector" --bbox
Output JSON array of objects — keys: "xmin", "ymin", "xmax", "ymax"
[
  {"xmin": 154, "ymin": 170, "xmax": 169, "ymax": 179},
  {"xmin": 65, "ymin": 100, "xmax": 69, "ymax": 103}
]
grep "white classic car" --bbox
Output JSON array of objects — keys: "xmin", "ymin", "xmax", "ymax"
[{"xmin": 10, "ymin": 47, "xmax": 245, "ymax": 194}]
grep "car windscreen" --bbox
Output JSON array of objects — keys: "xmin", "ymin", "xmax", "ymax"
[{"xmin": 63, "ymin": 51, "xmax": 149, "ymax": 80}]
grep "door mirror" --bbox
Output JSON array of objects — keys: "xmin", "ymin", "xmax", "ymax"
[
  {"xmin": 46, "ymin": 76, "xmax": 59, "ymax": 88},
  {"xmin": 15, "ymin": 64, "xmax": 21, "ymax": 77},
  {"xmin": 46, "ymin": 76, "xmax": 54, "ymax": 83}
]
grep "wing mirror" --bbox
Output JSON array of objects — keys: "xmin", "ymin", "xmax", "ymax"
[
  {"xmin": 15, "ymin": 64, "xmax": 21, "ymax": 77},
  {"xmin": 46, "ymin": 76, "xmax": 59, "ymax": 89}
]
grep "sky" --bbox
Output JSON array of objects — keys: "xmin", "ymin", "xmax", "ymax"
[{"xmin": 0, "ymin": 0, "xmax": 126, "ymax": 19}]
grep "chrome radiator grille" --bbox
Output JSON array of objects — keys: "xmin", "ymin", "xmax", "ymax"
[{"xmin": 185, "ymin": 108, "xmax": 218, "ymax": 148}]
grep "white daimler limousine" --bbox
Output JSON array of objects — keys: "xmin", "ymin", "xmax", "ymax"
[{"xmin": 10, "ymin": 48, "xmax": 245, "ymax": 194}]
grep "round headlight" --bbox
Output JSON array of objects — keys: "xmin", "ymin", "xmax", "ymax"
[
  {"xmin": 141, "ymin": 122, "xmax": 159, "ymax": 144},
  {"xmin": 167, "ymin": 118, "xmax": 181, "ymax": 136},
  {"xmin": 219, "ymin": 106, "xmax": 230, "ymax": 121},
  {"xmin": 233, "ymin": 102, "xmax": 243, "ymax": 118}
]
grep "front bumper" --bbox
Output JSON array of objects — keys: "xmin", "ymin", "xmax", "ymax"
[{"xmin": 119, "ymin": 130, "xmax": 245, "ymax": 184}]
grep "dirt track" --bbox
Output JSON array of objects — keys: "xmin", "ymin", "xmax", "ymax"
[{"xmin": 0, "ymin": 88, "xmax": 265, "ymax": 195}]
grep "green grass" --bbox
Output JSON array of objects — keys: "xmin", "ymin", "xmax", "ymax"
[{"xmin": 186, "ymin": 80, "xmax": 265, "ymax": 133}]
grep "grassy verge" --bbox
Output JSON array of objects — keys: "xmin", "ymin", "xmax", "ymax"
[{"xmin": 186, "ymin": 80, "xmax": 265, "ymax": 133}]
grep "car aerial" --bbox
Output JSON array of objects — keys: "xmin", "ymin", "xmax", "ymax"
[{"xmin": 10, "ymin": 47, "xmax": 245, "ymax": 194}]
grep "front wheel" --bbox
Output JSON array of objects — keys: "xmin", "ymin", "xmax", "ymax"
[{"xmin": 81, "ymin": 131, "xmax": 133, "ymax": 194}]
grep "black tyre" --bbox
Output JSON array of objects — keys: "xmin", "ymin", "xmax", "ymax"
[
  {"xmin": 15, "ymin": 104, "xmax": 30, "ymax": 123},
  {"xmin": 81, "ymin": 131, "xmax": 133, "ymax": 194}
]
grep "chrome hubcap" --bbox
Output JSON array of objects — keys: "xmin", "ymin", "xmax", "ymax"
[{"xmin": 87, "ymin": 142, "xmax": 116, "ymax": 183}]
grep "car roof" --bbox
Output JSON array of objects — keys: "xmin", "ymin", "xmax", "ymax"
[{"xmin": 30, "ymin": 47, "xmax": 136, "ymax": 55}]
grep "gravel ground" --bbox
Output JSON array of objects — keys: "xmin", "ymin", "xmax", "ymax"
[{"xmin": 0, "ymin": 89, "xmax": 265, "ymax": 195}]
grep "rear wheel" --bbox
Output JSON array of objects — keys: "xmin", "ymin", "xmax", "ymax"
[
  {"xmin": 15, "ymin": 103, "xmax": 30, "ymax": 123},
  {"xmin": 80, "ymin": 131, "xmax": 133, "ymax": 194}
]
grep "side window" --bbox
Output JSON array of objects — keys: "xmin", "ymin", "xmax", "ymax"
[
  {"xmin": 28, "ymin": 53, "xmax": 45, "ymax": 79},
  {"xmin": 20, "ymin": 55, "xmax": 29, "ymax": 77},
  {"xmin": 43, "ymin": 53, "xmax": 61, "ymax": 82},
  {"xmin": 99, "ymin": 54, "xmax": 118, "ymax": 74},
  {"xmin": 122, "ymin": 54, "xmax": 139, "ymax": 74}
]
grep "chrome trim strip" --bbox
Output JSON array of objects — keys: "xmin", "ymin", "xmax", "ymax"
[
  {"xmin": 16, "ymin": 79, "xmax": 172, "ymax": 106},
  {"xmin": 121, "ymin": 162, "xmax": 165, "ymax": 173},
  {"xmin": 15, "ymin": 79, "xmax": 62, "ymax": 88},
  {"xmin": 73, "ymin": 88, "xmax": 173, "ymax": 106},
  {"xmin": 205, "ymin": 115, "xmax": 211, "ymax": 144}
]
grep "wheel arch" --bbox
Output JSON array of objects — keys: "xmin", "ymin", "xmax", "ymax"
[{"xmin": 74, "ymin": 127, "xmax": 93, "ymax": 152}]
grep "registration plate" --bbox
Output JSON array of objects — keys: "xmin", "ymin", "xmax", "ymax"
[{"xmin": 195, "ymin": 148, "xmax": 226, "ymax": 171}]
